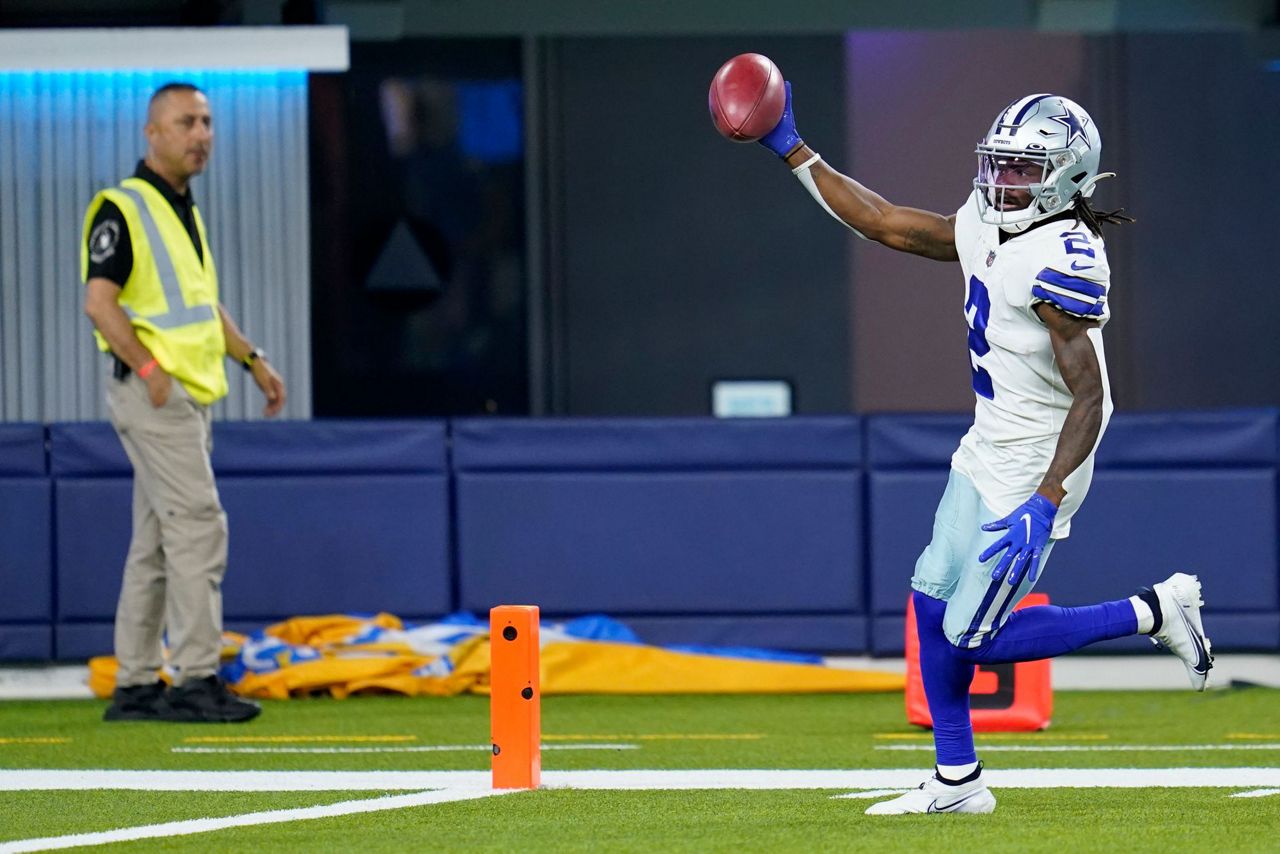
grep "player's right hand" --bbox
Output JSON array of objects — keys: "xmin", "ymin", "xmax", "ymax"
[{"xmin": 758, "ymin": 81, "xmax": 803, "ymax": 158}]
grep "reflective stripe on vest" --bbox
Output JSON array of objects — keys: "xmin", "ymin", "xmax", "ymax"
[{"xmin": 118, "ymin": 186, "xmax": 217, "ymax": 329}]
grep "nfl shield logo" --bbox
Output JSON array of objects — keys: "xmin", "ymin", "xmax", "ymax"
[{"xmin": 986, "ymin": 250, "xmax": 997, "ymax": 267}]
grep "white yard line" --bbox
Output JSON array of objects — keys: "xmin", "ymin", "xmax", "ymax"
[
  {"xmin": 877, "ymin": 743, "xmax": 1280, "ymax": 752},
  {"xmin": 7, "ymin": 767, "xmax": 1280, "ymax": 792},
  {"xmin": 172, "ymin": 743, "xmax": 637, "ymax": 754},
  {"xmin": 1230, "ymin": 788, "xmax": 1280, "ymax": 798},
  {"xmin": 0, "ymin": 788, "xmax": 506, "ymax": 853}
]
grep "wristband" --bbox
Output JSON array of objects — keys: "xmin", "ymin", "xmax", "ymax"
[
  {"xmin": 137, "ymin": 359, "xmax": 158, "ymax": 379},
  {"xmin": 242, "ymin": 347, "xmax": 265, "ymax": 372}
]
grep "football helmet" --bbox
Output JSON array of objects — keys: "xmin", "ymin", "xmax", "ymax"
[{"xmin": 973, "ymin": 94, "xmax": 1107, "ymax": 232}]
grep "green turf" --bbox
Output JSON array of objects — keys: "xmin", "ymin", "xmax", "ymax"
[
  {"xmin": 2, "ymin": 688, "xmax": 1278, "ymax": 850},
  {"xmin": 191, "ymin": 788, "xmax": 1280, "ymax": 853}
]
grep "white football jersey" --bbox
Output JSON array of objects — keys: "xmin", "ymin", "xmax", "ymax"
[{"xmin": 949, "ymin": 190, "xmax": 1114, "ymax": 538}]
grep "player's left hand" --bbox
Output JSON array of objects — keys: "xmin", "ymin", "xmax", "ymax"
[
  {"xmin": 758, "ymin": 81, "xmax": 803, "ymax": 158},
  {"xmin": 979, "ymin": 493, "xmax": 1058, "ymax": 587}
]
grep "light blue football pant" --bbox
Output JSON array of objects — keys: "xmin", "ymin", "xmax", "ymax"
[{"xmin": 910, "ymin": 469, "xmax": 1056, "ymax": 649}]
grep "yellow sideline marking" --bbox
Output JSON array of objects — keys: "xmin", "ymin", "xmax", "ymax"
[
  {"xmin": 1227, "ymin": 733, "xmax": 1280, "ymax": 740},
  {"xmin": 543, "ymin": 733, "xmax": 763, "ymax": 741},
  {"xmin": 182, "ymin": 735, "xmax": 417, "ymax": 744},
  {"xmin": 873, "ymin": 732, "xmax": 1109, "ymax": 741},
  {"xmin": 0, "ymin": 737, "xmax": 69, "ymax": 745}
]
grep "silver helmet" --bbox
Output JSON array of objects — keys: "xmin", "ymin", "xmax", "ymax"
[{"xmin": 973, "ymin": 94, "xmax": 1107, "ymax": 232}]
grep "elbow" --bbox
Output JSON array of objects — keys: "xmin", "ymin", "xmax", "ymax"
[{"xmin": 83, "ymin": 296, "xmax": 110, "ymax": 325}]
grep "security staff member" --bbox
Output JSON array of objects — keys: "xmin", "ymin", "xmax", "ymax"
[{"xmin": 83, "ymin": 82, "xmax": 286, "ymax": 723}]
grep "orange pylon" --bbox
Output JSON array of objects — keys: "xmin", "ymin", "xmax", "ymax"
[{"xmin": 490, "ymin": 605, "xmax": 541, "ymax": 788}]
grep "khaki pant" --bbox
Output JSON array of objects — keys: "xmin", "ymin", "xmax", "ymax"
[{"xmin": 106, "ymin": 372, "xmax": 228, "ymax": 688}]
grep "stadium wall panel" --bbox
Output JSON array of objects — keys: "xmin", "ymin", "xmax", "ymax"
[{"xmin": 453, "ymin": 418, "xmax": 865, "ymax": 641}]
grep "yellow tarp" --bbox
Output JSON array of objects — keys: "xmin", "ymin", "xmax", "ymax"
[{"xmin": 88, "ymin": 613, "xmax": 903, "ymax": 699}]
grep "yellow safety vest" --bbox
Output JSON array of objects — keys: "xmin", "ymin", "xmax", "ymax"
[{"xmin": 81, "ymin": 177, "xmax": 228, "ymax": 404}]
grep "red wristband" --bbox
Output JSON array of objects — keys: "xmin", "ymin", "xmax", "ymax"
[{"xmin": 137, "ymin": 359, "xmax": 158, "ymax": 379}]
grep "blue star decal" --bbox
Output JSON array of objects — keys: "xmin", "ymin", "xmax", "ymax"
[{"xmin": 1048, "ymin": 108, "xmax": 1090, "ymax": 149}]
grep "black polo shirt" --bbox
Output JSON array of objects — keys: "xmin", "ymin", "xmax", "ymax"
[{"xmin": 85, "ymin": 160, "xmax": 205, "ymax": 287}]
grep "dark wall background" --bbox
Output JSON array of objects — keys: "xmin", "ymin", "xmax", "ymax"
[
  {"xmin": 546, "ymin": 36, "xmax": 851, "ymax": 416},
  {"xmin": 1119, "ymin": 33, "xmax": 1280, "ymax": 410}
]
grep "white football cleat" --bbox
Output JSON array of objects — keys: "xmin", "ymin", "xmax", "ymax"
[
  {"xmin": 1148, "ymin": 572, "xmax": 1213, "ymax": 691},
  {"xmin": 864, "ymin": 768, "xmax": 996, "ymax": 815}
]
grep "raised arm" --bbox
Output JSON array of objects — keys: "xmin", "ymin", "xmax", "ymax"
[{"xmin": 759, "ymin": 84, "xmax": 958, "ymax": 263}]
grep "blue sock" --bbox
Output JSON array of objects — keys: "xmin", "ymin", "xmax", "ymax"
[
  {"xmin": 965, "ymin": 600, "xmax": 1139, "ymax": 665},
  {"xmin": 913, "ymin": 591, "xmax": 977, "ymax": 766}
]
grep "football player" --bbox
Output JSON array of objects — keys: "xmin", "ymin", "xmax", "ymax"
[{"xmin": 753, "ymin": 90, "xmax": 1212, "ymax": 814}]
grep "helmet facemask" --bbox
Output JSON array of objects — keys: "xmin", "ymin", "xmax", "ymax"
[{"xmin": 975, "ymin": 150, "xmax": 1052, "ymax": 228}]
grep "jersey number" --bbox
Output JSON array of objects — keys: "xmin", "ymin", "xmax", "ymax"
[
  {"xmin": 1060, "ymin": 230, "xmax": 1095, "ymax": 258},
  {"xmin": 965, "ymin": 275, "xmax": 994, "ymax": 400}
]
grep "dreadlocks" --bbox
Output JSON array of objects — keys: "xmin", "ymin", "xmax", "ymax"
[{"xmin": 1072, "ymin": 195, "xmax": 1134, "ymax": 237}]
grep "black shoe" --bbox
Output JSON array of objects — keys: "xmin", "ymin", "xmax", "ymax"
[
  {"xmin": 166, "ymin": 675, "xmax": 261, "ymax": 723},
  {"xmin": 103, "ymin": 681, "xmax": 173, "ymax": 721}
]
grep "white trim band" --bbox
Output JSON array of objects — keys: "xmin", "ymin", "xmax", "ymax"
[
  {"xmin": 789, "ymin": 152, "xmax": 823, "ymax": 175},
  {"xmin": 0, "ymin": 27, "xmax": 350, "ymax": 71}
]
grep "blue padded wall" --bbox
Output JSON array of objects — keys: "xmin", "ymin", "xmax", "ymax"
[
  {"xmin": 0, "ymin": 424, "xmax": 52, "ymax": 658},
  {"xmin": 50, "ymin": 420, "xmax": 451, "ymax": 660},
  {"xmin": 454, "ymin": 417, "xmax": 866, "ymax": 651}
]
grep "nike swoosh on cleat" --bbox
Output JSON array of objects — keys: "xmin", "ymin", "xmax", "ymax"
[
  {"xmin": 928, "ymin": 791, "xmax": 985, "ymax": 813},
  {"xmin": 1177, "ymin": 607, "xmax": 1211, "ymax": 674}
]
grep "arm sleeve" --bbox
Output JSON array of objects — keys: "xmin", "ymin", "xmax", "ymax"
[{"xmin": 84, "ymin": 200, "xmax": 132, "ymax": 287}]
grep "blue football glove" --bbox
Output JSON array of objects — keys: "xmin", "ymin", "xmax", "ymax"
[
  {"xmin": 758, "ymin": 81, "xmax": 803, "ymax": 158},
  {"xmin": 978, "ymin": 493, "xmax": 1058, "ymax": 587}
]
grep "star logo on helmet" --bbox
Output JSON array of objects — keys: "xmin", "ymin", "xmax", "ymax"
[{"xmin": 1048, "ymin": 108, "xmax": 1090, "ymax": 149}]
